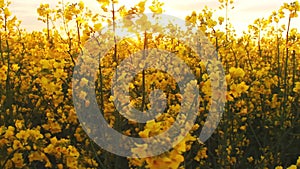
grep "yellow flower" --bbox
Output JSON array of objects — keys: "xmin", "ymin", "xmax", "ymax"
[
  {"xmin": 0, "ymin": 65, "xmax": 8, "ymax": 72},
  {"xmin": 229, "ymin": 67, "xmax": 245, "ymax": 78},
  {"xmin": 74, "ymin": 128, "xmax": 84, "ymax": 142},
  {"xmin": 239, "ymin": 125, "xmax": 246, "ymax": 131},
  {"xmin": 297, "ymin": 156, "xmax": 300, "ymax": 166},
  {"xmin": 40, "ymin": 152, "xmax": 52, "ymax": 168},
  {"xmin": 4, "ymin": 126, "xmax": 15, "ymax": 139},
  {"xmin": 49, "ymin": 121, "xmax": 62, "ymax": 134},
  {"xmin": 229, "ymin": 83, "xmax": 240, "ymax": 98},
  {"xmin": 226, "ymin": 92, "xmax": 234, "ymax": 101},
  {"xmin": 0, "ymin": 138, "xmax": 8, "ymax": 147},
  {"xmin": 137, "ymin": 0, "xmax": 146, "ymax": 12},
  {"xmin": 29, "ymin": 151, "xmax": 44, "ymax": 162},
  {"xmin": 174, "ymin": 140, "xmax": 186, "ymax": 153},
  {"xmin": 225, "ymin": 74, "xmax": 231, "ymax": 84},
  {"xmin": 50, "ymin": 136, "xmax": 58, "ymax": 145},
  {"xmin": 68, "ymin": 145, "xmax": 79, "ymax": 157},
  {"xmin": 53, "ymin": 68, "xmax": 65, "ymax": 79},
  {"xmin": 145, "ymin": 158, "xmax": 168, "ymax": 169},
  {"xmin": 0, "ymin": 0, "xmax": 4, "ymax": 8},
  {"xmin": 57, "ymin": 164, "xmax": 64, "ymax": 169},
  {"xmin": 4, "ymin": 7, "xmax": 11, "ymax": 16},
  {"xmin": 78, "ymin": 1, "xmax": 84, "ymax": 9},
  {"xmin": 28, "ymin": 129, "xmax": 44, "ymax": 140},
  {"xmin": 44, "ymin": 144, "xmax": 55, "ymax": 154},
  {"xmin": 194, "ymin": 147, "xmax": 208, "ymax": 161},
  {"xmin": 14, "ymin": 130, "xmax": 30, "ymax": 141},
  {"xmin": 139, "ymin": 128, "xmax": 151, "ymax": 138},
  {"xmin": 149, "ymin": 0, "xmax": 164, "ymax": 14},
  {"xmin": 129, "ymin": 158, "xmax": 145, "ymax": 167},
  {"xmin": 66, "ymin": 156, "xmax": 78, "ymax": 168},
  {"xmin": 0, "ymin": 71, "xmax": 7, "ymax": 81},
  {"xmin": 13, "ymin": 140, "xmax": 23, "ymax": 150},
  {"xmin": 237, "ymin": 81, "xmax": 249, "ymax": 93},
  {"xmin": 169, "ymin": 150, "xmax": 184, "ymax": 168},
  {"xmin": 11, "ymin": 153, "xmax": 24, "ymax": 168},
  {"xmin": 15, "ymin": 120, "xmax": 24, "ymax": 129},
  {"xmin": 218, "ymin": 16, "xmax": 224, "ymax": 25},
  {"xmin": 12, "ymin": 64, "xmax": 20, "ymax": 71},
  {"xmin": 247, "ymin": 156, "xmax": 254, "ymax": 163},
  {"xmin": 287, "ymin": 165, "xmax": 297, "ymax": 169},
  {"xmin": 293, "ymin": 82, "xmax": 300, "ymax": 93},
  {"xmin": 201, "ymin": 80, "xmax": 212, "ymax": 96},
  {"xmin": 39, "ymin": 59, "xmax": 52, "ymax": 69}
]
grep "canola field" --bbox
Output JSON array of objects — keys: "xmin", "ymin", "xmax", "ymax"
[{"xmin": 0, "ymin": 0, "xmax": 300, "ymax": 168}]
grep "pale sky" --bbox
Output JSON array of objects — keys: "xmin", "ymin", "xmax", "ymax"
[{"xmin": 9, "ymin": 0, "xmax": 300, "ymax": 36}]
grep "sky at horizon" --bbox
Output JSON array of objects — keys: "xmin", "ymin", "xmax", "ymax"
[{"xmin": 8, "ymin": 0, "xmax": 300, "ymax": 36}]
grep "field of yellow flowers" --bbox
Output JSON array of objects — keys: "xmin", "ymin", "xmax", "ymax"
[{"xmin": 0, "ymin": 0, "xmax": 300, "ymax": 168}]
